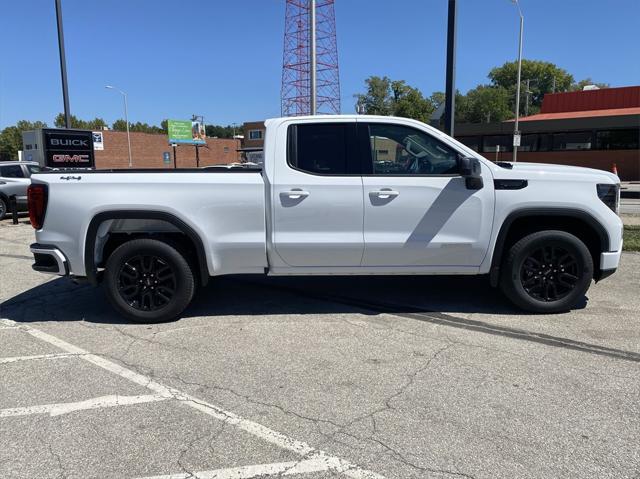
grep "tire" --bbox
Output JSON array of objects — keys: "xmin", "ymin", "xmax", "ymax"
[
  {"xmin": 499, "ymin": 230, "xmax": 593, "ymax": 314},
  {"xmin": 104, "ymin": 238, "xmax": 195, "ymax": 323},
  {"xmin": 0, "ymin": 198, "xmax": 7, "ymax": 220}
]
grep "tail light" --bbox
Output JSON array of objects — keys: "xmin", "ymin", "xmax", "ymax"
[{"xmin": 28, "ymin": 184, "xmax": 48, "ymax": 229}]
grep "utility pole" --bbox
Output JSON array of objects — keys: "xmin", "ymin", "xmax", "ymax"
[
  {"xmin": 525, "ymin": 78, "xmax": 530, "ymax": 116},
  {"xmin": 443, "ymin": 0, "xmax": 457, "ymax": 136},
  {"xmin": 512, "ymin": 0, "xmax": 524, "ymax": 162},
  {"xmin": 55, "ymin": 0, "xmax": 71, "ymax": 128},
  {"xmin": 309, "ymin": 0, "xmax": 317, "ymax": 115},
  {"xmin": 105, "ymin": 86, "xmax": 132, "ymax": 168}
]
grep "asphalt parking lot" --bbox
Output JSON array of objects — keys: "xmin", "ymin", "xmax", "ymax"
[{"xmin": 1, "ymin": 217, "xmax": 639, "ymax": 479}]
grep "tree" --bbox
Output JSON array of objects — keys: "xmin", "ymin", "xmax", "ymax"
[
  {"xmin": 54, "ymin": 113, "xmax": 106, "ymax": 130},
  {"xmin": 0, "ymin": 120, "xmax": 47, "ymax": 161},
  {"xmin": 462, "ymin": 85, "xmax": 513, "ymax": 123},
  {"xmin": 111, "ymin": 119, "xmax": 128, "ymax": 132},
  {"xmin": 355, "ymin": 76, "xmax": 435, "ymax": 121},
  {"xmin": 390, "ymin": 81, "xmax": 435, "ymax": 123},
  {"xmin": 426, "ymin": 90, "xmax": 470, "ymax": 125},
  {"xmin": 354, "ymin": 76, "xmax": 394, "ymax": 116},
  {"xmin": 488, "ymin": 60, "xmax": 574, "ymax": 115},
  {"xmin": 205, "ymin": 124, "xmax": 238, "ymax": 139},
  {"xmin": 428, "ymin": 91, "xmax": 446, "ymax": 109}
]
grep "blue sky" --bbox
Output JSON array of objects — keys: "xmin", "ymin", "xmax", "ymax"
[{"xmin": 1, "ymin": 0, "xmax": 638, "ymax": 129}]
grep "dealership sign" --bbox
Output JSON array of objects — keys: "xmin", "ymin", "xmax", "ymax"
[
  {"xmin": 43, "ymin": 129, "xmax": 95, "ymax": 168},
  {"xmin": 167, "ymin": 119, "xmax": 206, "ymax": 145}
]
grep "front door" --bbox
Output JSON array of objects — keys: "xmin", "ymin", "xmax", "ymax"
[
  {"xmin": 272, "ymin": 121, "xmax": 364, "ymax": 267},
  {"xmin": 360, "ymin": 122, "xmax": 494, "ymax": 268}
]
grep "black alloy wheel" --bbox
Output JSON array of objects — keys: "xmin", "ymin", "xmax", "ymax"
[
  {"xmin": 117, "ymin": 254, "xmax": 177, "ymax": 312},
  {"xmin": 104, "ymin": 238, "xmax": 195, "ymax": 323},
  {"xmin": 500, "ymin": 230, "xmax": 593, "ymax": 313},
  {"xmin": 520, "ymin": 245, "xmax": 579, "ymax": 302}
]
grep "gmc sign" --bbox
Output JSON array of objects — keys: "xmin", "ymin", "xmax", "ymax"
[{"xmin": 43, "ymin": 129, "xmax": 95, "ymax": 169}]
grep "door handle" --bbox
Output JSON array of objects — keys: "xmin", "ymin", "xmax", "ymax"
[
  {"xmin": 371, "ymin": 189, "xmax": 399, "ymax": 199},
  {"xmin": 282, "ymin": 189, "xmax": 310, "ymax": 199}
]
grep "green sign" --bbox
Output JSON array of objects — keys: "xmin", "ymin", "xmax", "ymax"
[{"xmin": 167, "ymin": 119, "xmax": 206, "ymax": 145}]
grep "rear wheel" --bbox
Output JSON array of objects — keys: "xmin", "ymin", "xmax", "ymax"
[
  {"xmin": 104, "ymin": 239, "xmax": 195, "ymax": 323},
  {"xmin": 0, "ymin": 198, "xmax": 7, "ymax": 219},
  {"xmin": 500, "ymin": 230, "xmax": 593, "ymax": 313}
]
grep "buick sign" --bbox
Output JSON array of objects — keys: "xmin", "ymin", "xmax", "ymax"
[{"xmin": 43, "ymin": 129, "xmax": 95, "ymax": 169}]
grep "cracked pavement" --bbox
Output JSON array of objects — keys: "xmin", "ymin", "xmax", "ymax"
[{"xmin": 1, "ymin": 219, "xmax": 639, "ymax": 479}]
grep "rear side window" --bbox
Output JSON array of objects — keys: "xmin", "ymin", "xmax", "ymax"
[
  {"xmin": 0, "ymin": 165, "xmax": 25, "ymax": 178},
  {"xmin": 287, "ymin": 123, "xmax": 358, "ymax": 175}
]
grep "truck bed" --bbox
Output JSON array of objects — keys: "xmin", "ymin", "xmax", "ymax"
[{"xmin": 31, "ymin": 169, "xmax": 268, "ymax": 279}]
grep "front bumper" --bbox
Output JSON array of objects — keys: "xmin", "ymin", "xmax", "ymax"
[
  {"xmin": 30, "ymin": 243, "xmax": 69, "ymax": 276},
  {"xmin": 596, "ymin": 240, "xmax": 623, "ymax": 282}
]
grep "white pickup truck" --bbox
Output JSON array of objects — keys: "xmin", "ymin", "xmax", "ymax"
[{"xmin": 28, "ymin": 115, "xmax": 623, "ymax": 322}]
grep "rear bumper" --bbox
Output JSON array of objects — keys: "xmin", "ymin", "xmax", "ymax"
[{"xmin": 30, "ymin": 243, "xmax": 69, "ymax": 276}]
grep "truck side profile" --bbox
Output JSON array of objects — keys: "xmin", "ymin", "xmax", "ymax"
[{"xmin": 28, "ymin": 116, "xmax": 623, "ymax": 322}]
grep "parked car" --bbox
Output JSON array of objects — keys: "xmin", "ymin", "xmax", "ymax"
[
  {"xmin": 27, "ymin": 116, "xmax": 622, "ymax": 322},
  {"xmin": 0, "ymin": 161, "xmax": 42, "ymax": 218}
]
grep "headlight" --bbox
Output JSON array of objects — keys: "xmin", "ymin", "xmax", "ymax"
[{"xmin": 597, "ymin": 183, "xmax": 620, "ymax": 214}]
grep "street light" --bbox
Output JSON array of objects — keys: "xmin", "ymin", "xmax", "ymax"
[
  {"xmin": 511, "ymin": 0, "xmax": 524, "ymax": 162},
  {"xmin": 105, "ymin": 85, "xmax": 132, "ymax": 168}
]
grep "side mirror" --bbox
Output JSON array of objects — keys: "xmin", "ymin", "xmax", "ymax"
[
  {"xmin": 458, "ymin": 156, "xmax": 481, "ymax": 177},
  {"xmin": 458, "ymin": 156, "xmax": 483, "ymax": 190}
]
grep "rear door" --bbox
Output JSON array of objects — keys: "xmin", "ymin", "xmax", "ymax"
[
  {"xmin": 360, "ymin": 121, "xmax": 494, "ymax": 268},
  {"xmin": 272, "ymin": 121, "xmax": 364, "ymax": 267}
]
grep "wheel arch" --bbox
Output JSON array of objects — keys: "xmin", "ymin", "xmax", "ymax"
[
  {"xmin": 84, "ymin": 210, "xmax": 209, "ymax": 287},
  {"xmin": 489, "ymin": 208, "xmax": 610, "ymax": 287}
]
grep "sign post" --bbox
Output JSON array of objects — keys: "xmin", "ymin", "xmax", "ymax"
[{"xmin": 171, "ymin": 144, "xmax": 178, "ymax": 169}]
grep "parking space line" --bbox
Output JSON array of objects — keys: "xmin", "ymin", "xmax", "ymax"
[
  {"xmin": 0, "ymin": 352, "xmax": 80, "ymax": 364},
  {"xmin": 0, "ymin": 394, "xmax": 169, "ymax": 418},
  {"xmin": 136, "ymin": 454, "xmax": 353, "ymax": 478},
  {"xmin": 0, "ymin": 318, "xmax": 384, "ymax": 479}
]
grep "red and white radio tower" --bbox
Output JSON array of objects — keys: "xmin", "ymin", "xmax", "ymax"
[{"xmin": 281, "ymin": 0, "xmax": 341, "ymax": 116}]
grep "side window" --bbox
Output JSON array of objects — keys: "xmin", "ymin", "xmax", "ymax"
[
  {"xmin": 0, "ymin": 165, "xmax": 25, "ymax": 178},
  {"xmin": 596, "ymin": 129, "xmax": 639, "ymax": 150},
  {"xmin": 288, "ymin": 123, "xmax": 357, "ymax": 175},
  {"xmin": 367, "ymin": 123, "xmax": 459, "ymax": 175},
  {"xmin": 27, "ymin": 164, "xmax": 42, "ymax": 175},
  {"xmin": 249, "ymin": 129, "xmax": 263, "ymax": 140},
  {"xmin": 553, "ymin": 131, "xmax": 592, "ymax": 151}
]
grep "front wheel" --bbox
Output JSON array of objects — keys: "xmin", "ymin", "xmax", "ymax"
[
  {"xmin": 500, "ymin": 230, "xmax": 593, "ymax": 313},
  {"xmin": 104, "ymin": 238, "xmax": 195, "ymax": 323}
]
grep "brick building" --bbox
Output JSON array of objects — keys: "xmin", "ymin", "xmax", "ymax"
[
  {"xmin": 240, "ymin": 121, "xmax": 266, "ymax": 164},
  {"xmin": 94, "ymin": 130, "xmax": 241, "ymax": 169}
]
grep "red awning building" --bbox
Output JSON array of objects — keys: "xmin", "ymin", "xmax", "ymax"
[{"xmin": 455, "ymin": 86, "xmax": 640, "ymax": 181}]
